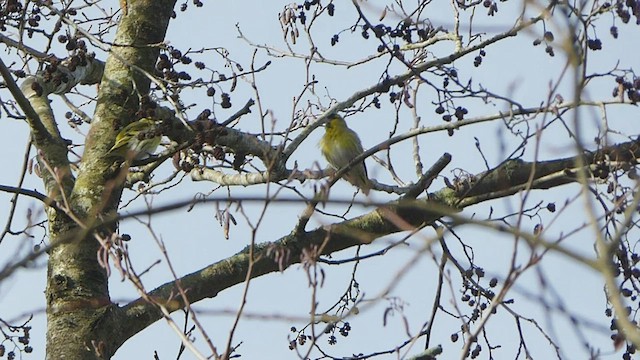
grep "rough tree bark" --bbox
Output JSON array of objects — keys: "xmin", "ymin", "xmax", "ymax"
[{"xmin": 42, "ymin": 1, "xmax": 176, "ymax": 358}]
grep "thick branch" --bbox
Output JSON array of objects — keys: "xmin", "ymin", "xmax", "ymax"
[
  {"xmin": 457, "ymin": 139, "xmax": 640, "ymax": 206},
  {"xmin": 0, "ymin": 58, "xmax": 75, "ymax": 202},
  {"xmin": 112, "ymin": 137, "xmax": 640, "ymax": 350}
]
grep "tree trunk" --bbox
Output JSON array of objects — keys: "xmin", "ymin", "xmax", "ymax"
[{"xmin": 44, "ymin": 1, "xmax": 175, "ymax": 358}]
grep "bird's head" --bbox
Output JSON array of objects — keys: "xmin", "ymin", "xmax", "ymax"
[{"xmin": 325, "ymin": 113, "xmax": 347, "ymax": 131}]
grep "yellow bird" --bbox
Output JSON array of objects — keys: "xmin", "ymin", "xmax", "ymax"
[
  {"xmin": 319, "ymin": 114, "xmax": 371, "ymax": 195},
  {"xmin": 108, "ymin": 118, "xmax": 162, "ymax": 160}
]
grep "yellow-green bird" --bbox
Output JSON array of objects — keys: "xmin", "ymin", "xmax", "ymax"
[
  {"xmin": 108, "ymin": 118, "xmax": 162, "ymax": 160},
  {"xmin": 319, "ymin": 114, "xmax": 371, "ymax": 195}
]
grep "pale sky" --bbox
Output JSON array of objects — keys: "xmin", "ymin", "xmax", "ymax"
[{"xmin": 0, "ymin": 1, "xmax": 638, "ymax": 359}]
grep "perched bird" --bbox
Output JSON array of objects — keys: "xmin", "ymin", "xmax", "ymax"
[
  {"xmin": 108, "ymin": 118, "xmax": 162, "ymax": 160},
  {"xmin": 319, "ymin": 113, "xmax": 371, "ymax": 195}
]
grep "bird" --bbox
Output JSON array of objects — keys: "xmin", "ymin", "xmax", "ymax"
[
  {"xmin": 108, "ymin": 118, "xmax": 162, "ymax": 160},
  {"xmin": 319, "ymin": 113, "xmax": 371, "ymax": 195}
]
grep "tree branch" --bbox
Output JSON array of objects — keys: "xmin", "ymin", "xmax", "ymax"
[{"xmin": 113, "ymin": 137, "xmax": 640, "ymax": 348}]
